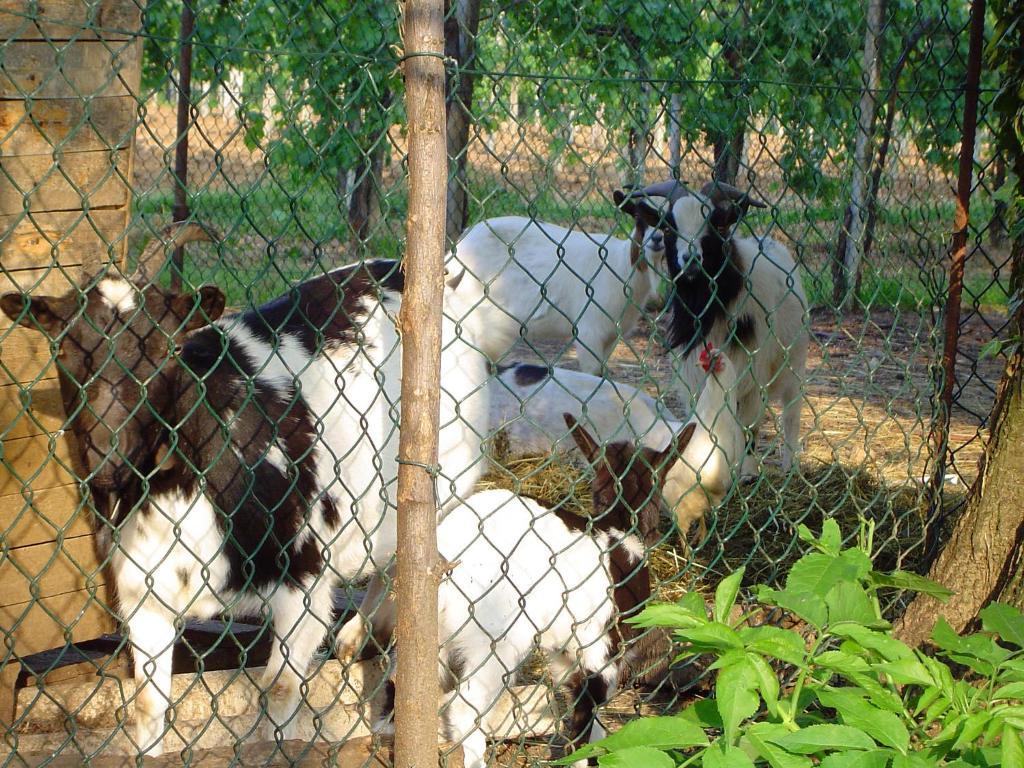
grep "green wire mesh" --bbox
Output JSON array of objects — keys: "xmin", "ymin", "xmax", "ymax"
[{"xmin": 0, "ymin": 0, "xmax": 1013, "ymax": 765}]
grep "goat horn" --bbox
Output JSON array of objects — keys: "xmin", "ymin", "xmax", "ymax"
[
  {"xmin": 627, "ymin": 179, "xmax": 692, "ymax": 203},
  {"xmin": 132, "ymin": 222, "xmax": 220, "ymax": 285},
  {"xmin": 699, "ymin": 181, "xmax": 768, "ymax": 209}
]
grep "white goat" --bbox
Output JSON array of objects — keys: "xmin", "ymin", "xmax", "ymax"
[
  {"xmin": 617, "ymin": 180, "xmax": 808, "ymax": 472},
  {"xmin": 488, "ymin": 346, "xmax": 742, "ymax": 541},
  {"xmin": 448, "ymin": 215, "xmax": 667, "ymax": 374},
  {"xmin": 662, "ymin": 345, "xmax": 745, "ymax": 540},
  {"xmin": 489, "ymin": 362, "xmax": 683, "ymax": 456},
  {"xmin": 339, "ymin": 417, "xmax": 679, "ymax": 768}
]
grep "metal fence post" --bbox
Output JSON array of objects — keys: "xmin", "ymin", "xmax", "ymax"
[{"xmin": 395, "ymin": 0, "xmax": 446, "ymax": 765}]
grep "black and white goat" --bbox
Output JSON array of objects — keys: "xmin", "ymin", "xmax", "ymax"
[
  {"xmin": 488, "ymin": 344, "xmax": 743, "ymax": 541},
  {"xmin": 337, "ymin": 416, "xmax": 689, "ymax": 767},
  {"xmin": 448, "ymin": 216, "xmax": 668, "ymax": 374},
  {"xmin": 616, "ymin": 180, "xmax": 808, "ymax": 472},
  {"xmin": 0, "ymin": 228, "xmax": 489, "ymax": 754}
]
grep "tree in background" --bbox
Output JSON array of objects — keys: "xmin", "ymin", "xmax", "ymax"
[{"xmin": 896, "ymin": 0, "xmax": 1024, "ymax": 645}]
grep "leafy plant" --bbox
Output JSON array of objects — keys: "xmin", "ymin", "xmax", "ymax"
[{"xmin": 562, "ymin": 520, "xmax": 1024, "ymax": 767}]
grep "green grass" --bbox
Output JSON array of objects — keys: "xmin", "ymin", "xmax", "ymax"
[{"xmin": 130, "ymin": 177, "xmax": 1011, "ymax": 314}]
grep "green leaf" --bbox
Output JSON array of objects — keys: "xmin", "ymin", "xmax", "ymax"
[
  {"xmin": 557, "ymin": 715, "xmax": 708, "ymax": 763},
  {"xmin": 677, "ymin": 623, "xmax": 745, "ymax": 652},
  {"xmin": 679, "ymin": 699, "xmax": 724, "ymax": 729},
  {"xmin": 766, "ymin": 724, "xmax": 876, "ymax": 754},
  {"xmin": 819, "ymin": 750, "xmax": 893, "ymax": 768},
  {"xmin": 867, "ymin": 571, "xmax": 953, "ymax": 601},
  {"xmin": 746, "ymin": 724, "xmax": 814, "ymax": 768},
  {"xmin": 703, "ymin": 742, "xmax": 756, "ymax": 768},
  {"xmin": 891, "ymin": 755, "xmax": 936, "ymax": 768},
  {"xmin": 757, "ymin": 587, "xmax": 828, "ymax": 629},
  {"xmin": 815, "ymin": 650, "xmax": 872, "ymax": 677},
  {"xmin": 746, "ymin": 652, "xmax": 781, "ymax": 717},
  {"xmin": 598, "ymin": 746, "xmax": 675, "ymax": 768},
  {"xmin": 950, "ymin": 711, "xmax": 992, "ymax": 751},
  {"xmin": 991, "ymin": 681, "xmax": 1024, "ymax": 701},
  {"xmin": 817, "ymin": 688, "xmax": 910, "ymax": 753},
  {"xmin": 714, "ymin": 568, "xmax": 745, "ymax": 625},
  {"xmin": 923, "ymin": 696, "xmax": 952, "ymax": 729},
  {"xmin": 600, "ymin": 716, "xmax": 710, "ymax": 751},
  {"xmin": 831, "ymin": 624, "xmax": 913, "ymax": 662},
  {"xmin": 739, "ymin": 626, "xmax": 809, "ymax": 667},
  {"xmin": 872, "ymin": 658, "xmax": 936, "ymax": 687},
  {"xmin": 630, "ymin": 602, "xmax": 707, "ymax": 630},
  {"xmin": 786, "ymin": 551, "xmax": 871, "ymax": 599},
  {"xmin": 931, "ymin": 617, "xmax": 965, "ymax": 654},
  {"xmin": 717, "ymin": 657, "xmax": 761, "ymax": 745},
  {"xmin": 1002, "ymin": 725, "xmax": 1024, "ymax": 767},
  {"xmin": 820, "ymin": 519, "xmax": 842, "ymax": 555},
  {"xmin": 825, "ymin": 581, "xmax": 879, "ymax": 626},
  {"xmin": 980, "ymin": 603, "xmax": 1024, "ymax": 649}
]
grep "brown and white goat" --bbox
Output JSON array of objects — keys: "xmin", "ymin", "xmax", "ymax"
[
  {"xmin": 337, "ymin": 416, "xmax": 693, "ymax": 768},
  {"xmin": 0, "ymin": 228, "xmax": 489, "ymax": 754},
  {"xmin": 616, "ymin": 180, "xmax": 808, "ymax": 473}
]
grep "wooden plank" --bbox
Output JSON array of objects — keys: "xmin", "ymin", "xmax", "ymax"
[
  {"xmin": 0, "ymin": 535, "xmax": 105, "ymax": 607},
  {"xmin": 0, "ymin": 265, "xmax": 89, "ymax": 296},
  {"xmin": 0, "ymin": 431, "xmax": 78, "ymax": 497},
  {"xmin": 0, "ymin": 327, "xmax": 57, "ymax": 384},
  {"xmin": 0, "ymin": 663, "xmax": 17, "ymax": 730},
  {"xmin": 0, "ymin": 210, "xmax": 123, "ymax": 274},
  {"xmin": 0, "ymin": 483, "xmax": 88, "ymax": 550},
  {"xmin": 0, "ymin": 148, "xmax": 130, "ymax": 216},
  {"xmin": 0, "ymin": 376, "xmax": 65, "ymax": 441},
  {"xmin": 0, "ymin": 586, "xmax": 114, "ymax": 658},
  {"xmin": 0, "ymin": 0, "xmax": 142, "ymax": 42},
  {"xmin": 0, "ymin": 40, "xmax": 139, "ymax": 100},
  {"xmin": 0, "ymin": 97, "xmax": 135, "ymax": 157}
]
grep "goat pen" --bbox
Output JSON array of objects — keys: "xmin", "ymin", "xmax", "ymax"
[{"xmin": 0, "ymin": 0, "xmax": 1013, "ymax": 766}]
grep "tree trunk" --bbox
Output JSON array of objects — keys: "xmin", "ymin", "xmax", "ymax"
[
  {"xmin": 668, "ymin": 92, "xmax": 682, "ymax": 178},
  {"xmin": 833, "ymin": 0, "xmax": 887, "ymax": 309},
  {"xmin": 989, "ymin": 154, "xmax": 1008, "ymax": 246},
  {"xmin": 862, "ymin": 17, "xmax": 935, "ymax": 264},
  {"xmin": 713, "ymin": 124, "xmax": 745, "ymax": 185},
  {"xmin": 712, "ymin": 36, "xmax": 746, "ymax": 186},
  {"xmin": 444, "ymin": 0, "xmax": 482, "ymax": 245},
  {"xmin": 895, "ymin": 240, "xmax": 1023, "ymax": 644},
  {"xmin": 394, "ymin": 0, "xmax": 446, "ymax": 764}
]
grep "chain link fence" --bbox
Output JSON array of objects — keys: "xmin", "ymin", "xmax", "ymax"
[{"xmin": 0, "ymin": 0, "xmax": 1011, "ymax": 765}]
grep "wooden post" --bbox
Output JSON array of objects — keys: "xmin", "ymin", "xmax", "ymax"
[
  {"xmin": 395, "ymin": 0, "xmax": 446, "ymax": 766},
  {"xmin": 0, "ymin": 0, "xmax": 142, "ymax": 727}
]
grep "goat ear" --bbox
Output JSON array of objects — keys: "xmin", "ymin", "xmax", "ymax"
[
  {"xmin": 171, "ymin": 285, "xmax": 225, "ymax": 332},
  {"xmin": 615, "ymin": 191, "xmax": 664, "ymax": 229},
  {"xmin": 445, "ymin": 266, "xmax": 466, "ymax": 290},
  {"xmin": 563, "ymin": 413, "xmax": 601, "ymax": 463},
  {"xmin": 0, "ymin": 292, "xmax": 76, "ymax": 337},
  {"xmin": 657, "ymin": 422, "xmax": 696, "ymax": 473}
]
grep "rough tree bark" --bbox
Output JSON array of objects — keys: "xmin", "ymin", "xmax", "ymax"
[
  {"xmin": 833, "ymin": 0, "xmax": 887, "ymax": 309},
  {"xmin": 894, "ymin": 0, "xmax": 1024, "ymax": 646},
  {"xmin": 444, "ymin": 0, "xmax": 481, "ymax": 245},
  {"xmin": 895, "ymin": 244, "xmax": 1023, "ymax": 645},
  {"xmin": 394, "ymin": 0, "xmax": 445, "ymax": 763}
]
